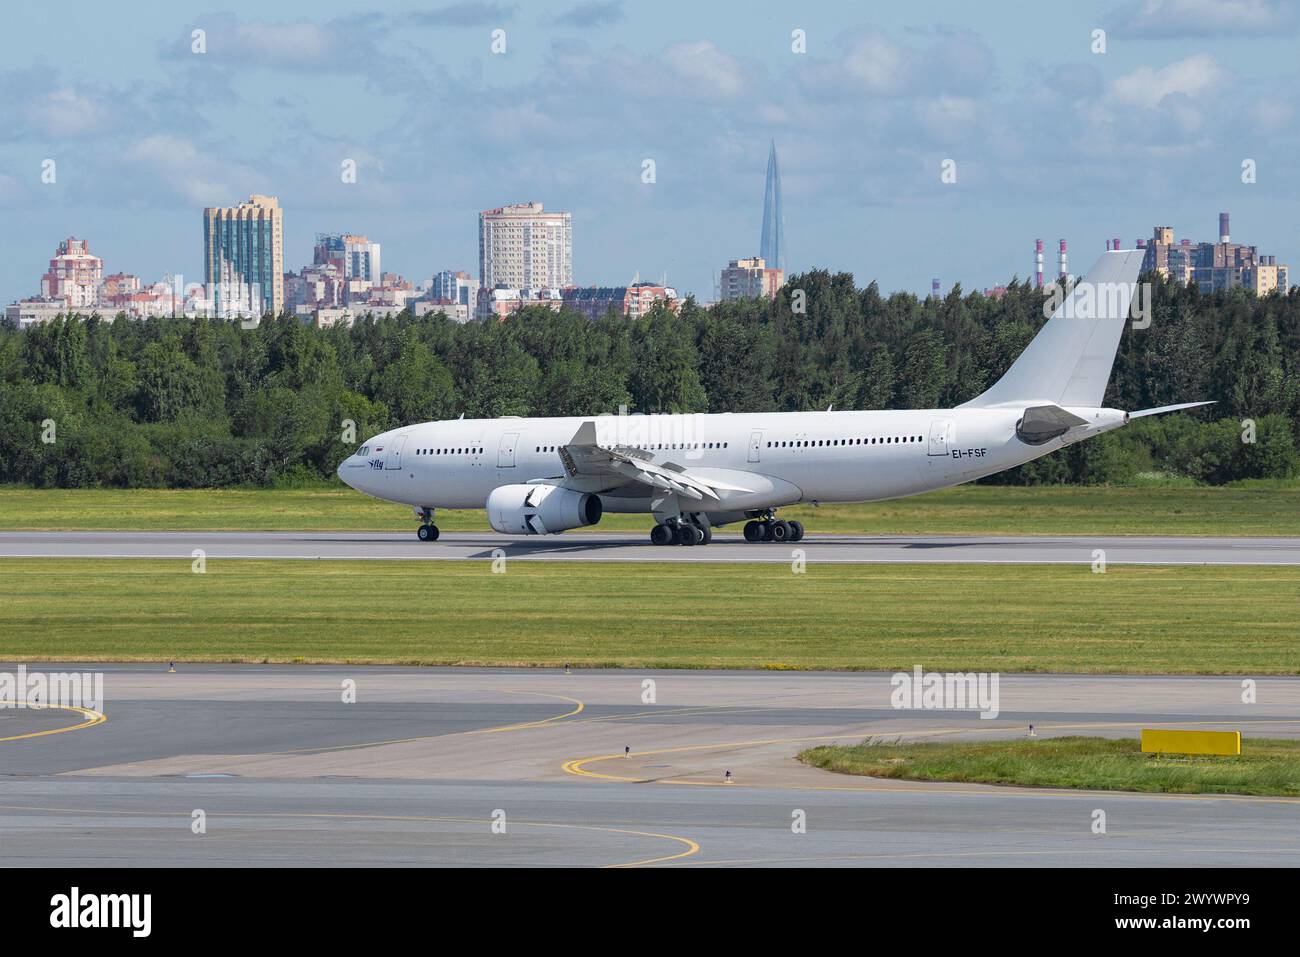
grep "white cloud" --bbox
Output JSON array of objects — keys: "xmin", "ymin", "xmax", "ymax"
[
  {"xmin": 27, "ymin": 88, "xmax": 109, "ymax": 138},
  {"xmin": 663, "ymin": 41, "xmax": 746, "ymax": 99},
  {"xmin": 915, "ymin": 96, "xmax": 983, "ymax": 143},
  {"xmin": 476, "ymin": 104, "xmax": 558, "ymax": 145},
  {"xmin": 1109, "ymin": 54, "xmax": 1224, "ymax": 108},
  {"xmin": 840, "ymin": 35, "xmax": 907, "ymax": 93},
  {"xmin": 121, "ymin": 134, "xmax": 261, "ymax": 206},
  {"xmin": 1111, "ymin": 0, "xmax": 1297, "ymax": 38},
  {"xmin": 177, "ymin": 13, "xmax": 386, "ymax": 72},
  {"xmin": 801, "ymin": 29, "xmax": 994, "ymax": 100}
]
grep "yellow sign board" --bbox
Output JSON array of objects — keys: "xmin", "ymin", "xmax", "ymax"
[{"xmin": 1140, "ymin": 729, "xmax": 1241, "ymax": 756}]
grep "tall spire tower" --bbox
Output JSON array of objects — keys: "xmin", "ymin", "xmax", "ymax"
[{"xmin": 760, "ymin": 140, "xmax": 785, "ymax": 272}]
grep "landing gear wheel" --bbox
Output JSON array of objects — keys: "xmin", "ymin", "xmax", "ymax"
[
  {"xmin": 650, "ymin": 524, "xmax": 674, "ymax": 546},
  {"xmin": 698, "ymin": 525, "xmax": 712, "ymax": 545},
  {"xmin": 788, "ymin": 520, "xmax": 804, "ymax": 542},
  {"xmin": 743, "ymin": 520, "xmax": 765, "ymax": 543},
  {"xmin": 680, "ymin": 525, "xmax": 704, "ymax": 546},
  {"xmin": 417, "ymin": 523, "xmax": 440, "ymax": 542},
  {"xmin": 770, "ymin": 520, "xmax": 791, "ymax": 543}
]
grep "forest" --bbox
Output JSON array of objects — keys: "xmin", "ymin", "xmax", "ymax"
[{"xmin": 1, "ymin": 270, "xmax": 1296, "ymax": 488}]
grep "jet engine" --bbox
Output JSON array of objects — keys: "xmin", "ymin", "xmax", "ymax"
[{"xmin": 486, "ymin": 484, "xmax": 603, "ymax": 535}]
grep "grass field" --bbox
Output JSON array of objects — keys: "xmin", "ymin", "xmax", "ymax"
[
  {"xmin": 798, "ymin": 736, "xmax": 1300, "ymax": 797},
  {"xmin": 1, "ymin": 482, "xmax": 1299, "ymax": 535},
  {"xmin": 2, "ymin": 559, "xmax": 1297, "ymax": 672}
]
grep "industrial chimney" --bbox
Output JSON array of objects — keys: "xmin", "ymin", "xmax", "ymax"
[
  {"xmin": 1035, "ymin": 239, "xmax": 1044, "ymax": 288},
  {"xmin": 1219, "ymin": 212, "xmax": 1230, "ymax": 244},
  {"xmin": 931, "ymin": 278, "xmax": 941, "ymax": 298},
  {"xmin": 1058, "ymin": 239, "xmax": 1068, "ymax": 281},
  {"xmin": 1113, "ymin": 237, "xmax": 1121, "ymax": 251}
]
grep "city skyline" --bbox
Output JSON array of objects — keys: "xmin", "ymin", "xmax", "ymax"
[
  {"xmin": 3, "ymin": 1, "xmax": 1300, "ymax": 304},
  {"xmin": 7, "ymin": 197, "xmax": 1292, "ymax": 326}
]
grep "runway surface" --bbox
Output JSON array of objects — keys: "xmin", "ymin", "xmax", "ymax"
[
  {"xmin": 2, "ymin": 665, "xmax": 1297, "ymax": 867},
  {"xmin": 4, "ymin": 530, "xmax": 1300, "ymax": 564}
]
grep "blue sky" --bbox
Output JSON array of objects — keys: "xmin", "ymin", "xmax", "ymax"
[{"xmin": 2, "ymin": 0, "xmax": 1299, "ymax": 302}]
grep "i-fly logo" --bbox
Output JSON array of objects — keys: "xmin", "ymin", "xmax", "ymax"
[{"xmin": 50, "ymin": 887, "xmax": 151, "ymax": 937}]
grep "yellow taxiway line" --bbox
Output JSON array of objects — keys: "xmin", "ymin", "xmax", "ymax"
[
  {"xmin": 0, "ymin": 704, "xmax": 105, "ymax": 743},
  {"xmin": 0, "ymin": 803, "xmax": 697, "ymax": 868}
]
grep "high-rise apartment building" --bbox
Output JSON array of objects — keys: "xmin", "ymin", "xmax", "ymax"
[
  {"xmin": 479, "ymin": 202, "xmax": 572, "ymax": 291},
  {"xmin": 40, "ymin": 237, "xmax": 103, "ymax": 309},
  {"xmin": 720, "ymin": 256, "xmax": 784, "ymax": 300},
  {"xmin": 313, "ymin": 233, "xmax": 381, "ymax": 283},
  {"xmin": 203, "ymin": 194, "xmax": 285, "ymax": 316},
  {"xmin": 432, "ymin": 269, "xmax": 480, "ymax": 309}
]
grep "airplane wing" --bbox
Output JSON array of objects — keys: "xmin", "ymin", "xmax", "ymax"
[{"xmin": 537, "ymin": 420, "xmax": 754, "ymax": 502}]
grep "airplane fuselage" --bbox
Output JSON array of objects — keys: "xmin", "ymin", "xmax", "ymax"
[{"xmin": 338, "ymin": 406, "xmax": 1128, "ymax": 516}]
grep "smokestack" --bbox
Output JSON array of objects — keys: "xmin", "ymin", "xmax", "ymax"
[
  {"xmin": 1105, "ymin": 240, "xmax": 1112, "ymax": 251},
  {"xmin": 1219, "ymin": 212, "xmax": 1229, "ymax": 244},
  {"xmin": 1113, "ymin": 237, "xmax": 1121, "ymax": 251},
  {"xmin": 931, "ymin": 278, "xmax": 940, "ymax": 298},
  {"xmin": 1137, "ymin": 239, "xmax": 1145, "ymax": 248},
  {"xmin": 1058, "ymin": 239, "xmax": 1068, "ymax": 281},
  {"xmin": 1035, "ymin": 238, "xmax": 1044, "ymax": 288}
]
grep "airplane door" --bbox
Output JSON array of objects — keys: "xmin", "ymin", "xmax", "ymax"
[
  {"xmin": 384, "ymin": 435, "xmax": 407, "ymax": 470},
  {"xmin": 498, "ymin": 431, "xmax": 519, "ymax": 468},
  {"xmin": 748, "ymin": 430, "xmax": 763, "ymax": 463},
  {"xmin": 927, "ymin": 419, "xmax": 953, "ymax": 457}
]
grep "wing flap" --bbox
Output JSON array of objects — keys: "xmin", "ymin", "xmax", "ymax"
[{"xmin": 558, "ymin": 421, "xmax": 753, "ymax": 500}]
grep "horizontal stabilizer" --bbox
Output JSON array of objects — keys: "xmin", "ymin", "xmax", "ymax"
[{"xmin": 1129, "ymin": 401, "xmax": 1216, "ymax": 419}]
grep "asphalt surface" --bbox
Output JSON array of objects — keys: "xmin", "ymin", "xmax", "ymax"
[
  {"xmin": 4, "ymin": 530, "xmax": 1300, "ymax": 564},
  {"xmin": 1, "ymin": 665, "xmax": 1297, "ymax": 867}
]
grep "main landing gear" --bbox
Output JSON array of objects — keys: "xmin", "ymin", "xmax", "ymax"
[
  {"xmin": 742, "ymin": 515, "xmax": 804, "ymax": 543},
  {"xmin": 415, "ymin": 507, "xmax": 439, "ymax": 542},
  {"xmin": 649, "ymin": 519, "xmax": 713, "ymax": 547}
]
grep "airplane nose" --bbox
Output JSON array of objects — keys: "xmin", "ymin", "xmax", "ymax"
[{"xmin": 337, "ymin": 458, "xmax": 352, "ymax": 487}]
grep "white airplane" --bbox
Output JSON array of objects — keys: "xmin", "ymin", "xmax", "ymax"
[{"xmin": 338, "ymin": 249, "xmax": 1211, "ymax": 545}]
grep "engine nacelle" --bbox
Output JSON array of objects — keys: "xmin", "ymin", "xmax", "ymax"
[{"xmin": 486, "ymin": 484, "xmax": 603, "ymax": 535}]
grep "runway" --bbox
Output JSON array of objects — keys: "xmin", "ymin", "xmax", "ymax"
[
  {"xmin": 4, "ymin": 530, "xmax": 1300, "ymax": 564},
  {"xmin": 2, "ymin": 665, "xmax": 1297, "ymax": 867}
]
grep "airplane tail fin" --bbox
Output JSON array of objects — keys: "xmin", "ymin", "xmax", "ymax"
[{"xmin": 959, "ymin": 249, "xmax": 1146, "ymax": 409}]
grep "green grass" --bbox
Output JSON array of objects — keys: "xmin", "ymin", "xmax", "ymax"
[
  {"xmin": 799, "ymin": 736, "xmax": 1300, "ymax": 797},
  {"xmin": 2, "ymin": 560, "xmax": 1297, "ymax": 672},
  {"xmin": 2, "ymin": 482, "xmax": 1300, "ymax": 535}
]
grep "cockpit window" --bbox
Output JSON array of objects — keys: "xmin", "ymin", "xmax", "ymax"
[{"xmin": 358, "ymin": 445, "xmax": 369, "ymax": 456}]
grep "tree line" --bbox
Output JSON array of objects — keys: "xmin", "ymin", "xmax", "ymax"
[{"xmin": 1, "ymin": 270, "xmax": 1296, "ymax": 488}]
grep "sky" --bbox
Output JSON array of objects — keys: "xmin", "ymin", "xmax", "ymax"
[{"xmin": 2, "ymin": 0, "xmax": 1299, "ymax": 302}]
